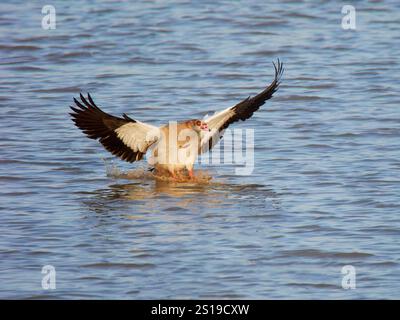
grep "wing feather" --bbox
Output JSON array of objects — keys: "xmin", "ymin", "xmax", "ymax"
[{"xmin": 70, "ymin": 93, "xmax": 159, "ymax": 163}]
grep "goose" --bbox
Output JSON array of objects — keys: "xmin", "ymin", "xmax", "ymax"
[{"xmin": 70, "ymin": 60, "xmax": 283, "ymax": 179}]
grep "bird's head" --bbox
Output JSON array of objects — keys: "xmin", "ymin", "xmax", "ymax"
[{"xmin": 190, "ymin": 119, "xmax": 210, "ymax": 132}]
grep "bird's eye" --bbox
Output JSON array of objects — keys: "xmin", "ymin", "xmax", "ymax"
[{"xmin": 195, "ymin": 120, "xmax": 201, "ymax": 126}]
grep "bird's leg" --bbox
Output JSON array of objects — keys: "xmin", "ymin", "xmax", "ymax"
[{"xmin": 188, "ymin": 168, "xmax": 194, "ymax": 179}]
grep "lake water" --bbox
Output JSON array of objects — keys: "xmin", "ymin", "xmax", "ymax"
[{"xmin": 0, "ymin": 0, "xmax": 399, "ymax": 299}]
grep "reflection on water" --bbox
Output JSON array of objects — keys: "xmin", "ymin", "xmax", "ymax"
[{"xmin": 84, "ymin": 170, "xmax": 280, "ymax": 217}]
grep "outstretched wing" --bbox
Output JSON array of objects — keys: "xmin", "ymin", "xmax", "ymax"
[
  {"xmin": 70, "ymin": 93, "xmax": 160, "ymax": 163},
  {"xmin": 200, "ymin": 59, "xmax": 284, "ymax": 153}
]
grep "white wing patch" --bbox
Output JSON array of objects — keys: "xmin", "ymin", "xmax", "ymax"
[{"xmin": 115, "ymin": 121, "xmax": 160, "ymax": 153}]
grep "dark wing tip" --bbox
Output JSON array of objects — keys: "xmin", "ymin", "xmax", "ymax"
[
  {"xmin": 272, "ymin": 58, "xmax": 284, "ymax": 82},
  {"xmin": 69, "ymin": 93, "xmax": 144, "ymax": 163},
  {"xmin": 228, "ymin": 59, "xmax": 284, "ymax": 124},
  {"xmin": 87, "ymin": 92, "xmax": 98, "ymax": 108}
]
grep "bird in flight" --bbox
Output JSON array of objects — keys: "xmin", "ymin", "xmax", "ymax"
[{"xmin": 70, "ymin": 60, "xmax": 283, "ymax": 180}]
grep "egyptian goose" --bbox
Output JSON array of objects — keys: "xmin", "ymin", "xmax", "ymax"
[{"xmin": 70, "ymin": 60, "xmax": 283, "ymax": 179}]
